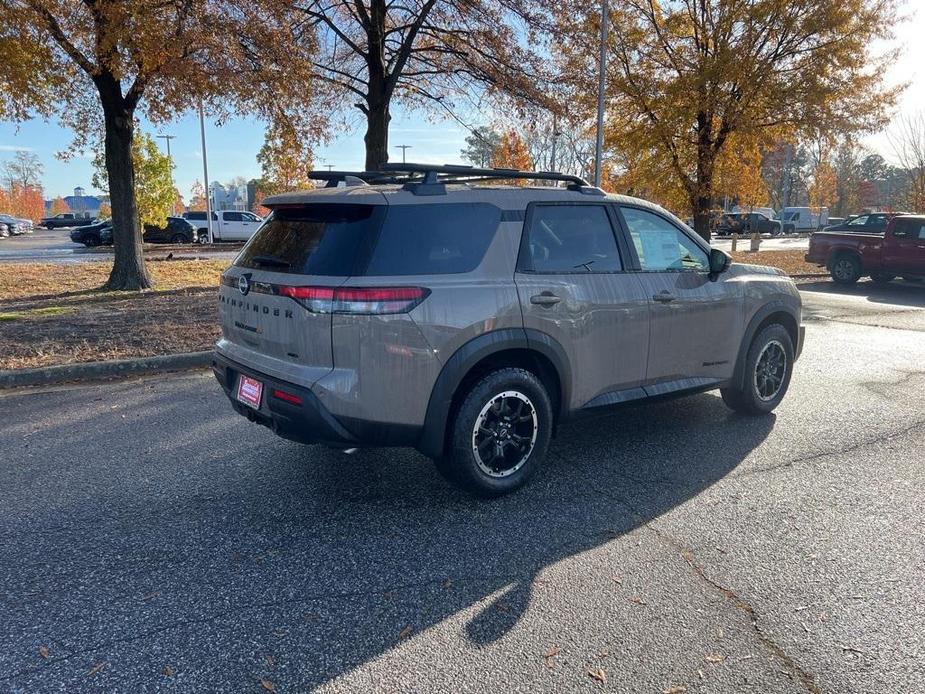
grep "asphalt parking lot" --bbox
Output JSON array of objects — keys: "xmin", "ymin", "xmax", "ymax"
[
  {"xmin": 1, "ymin": 281, "xmax": 923, "ymax": 693},
  {"xmin": 0, "ymin": 227, "xmax": 240, "ymax": 264}
]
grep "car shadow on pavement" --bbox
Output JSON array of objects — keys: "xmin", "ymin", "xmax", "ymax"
[
  {"xmin": 295, "ymin": 392, "xmax": 775, "ymax": 667},
  {"xmin": 799, "ymin": 279, "xmax": 925, "ymax": 309},
  {"xmin": 1, "ymin": 384, "xmax": 775, "ymax": 690}
]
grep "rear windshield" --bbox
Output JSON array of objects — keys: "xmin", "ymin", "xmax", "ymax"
[{"xmin": 234, "ymin": 202, "xmax": 501, "ymax": 276}]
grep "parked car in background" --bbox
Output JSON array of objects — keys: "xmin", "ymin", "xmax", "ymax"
[
  {"xmin": 213, "ymin": 163, "xmax": 804, "ymax": 496},
  {"xmin": 732, "ymin": 206, "xmax": 777, "ymax": 221},
  {"xmin": 12, "ymin": 217, "xmax": 34, "ymax": 234},
  {"xmin": 715, "ymin": 212, "xmax": 783, "ymax": 236},
  {"xmin": 806, "ymin": 214, "xmax": 925, "ymax": 284},
  {"xmin": 0, "ymin": 214, "xmax": 28, "ymax": 235},
  {"xmin": 0, "ymin": 222, "xmax": 9, "ymax": 238},
  {"xmin": 40, "ymin": 213, "xmax": 97, "ymax": 229},
  {"xmin": 143, "ymin": 216, "xmax": 198, "ymax": 244},
  {"xmin": 780, "ymin": 207, "xmax": 828, "ymax": 234},
  {"xmin": 183, "ymin": 210, "xmax": 263, "ymax": 241},
  {"xmin": 69, "ymin": 220, "xmax": 113, "ymax": 247},
  {"xmin": 820, "ymin": 212, "xmax": 902, "ymax": 235}
]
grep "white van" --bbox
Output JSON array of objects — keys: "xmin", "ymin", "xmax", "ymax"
[
  {"xmin": 183, "ymin": 210, "xmax": 263, "ymax": 241},
  {"xmin": 780, "ymin": 207, "xmax": 828, "ymax": 234}
]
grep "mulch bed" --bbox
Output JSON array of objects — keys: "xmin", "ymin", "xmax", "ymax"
[{"xmin": 0, "ymin": 288, "xmax": 218, "ymax": 370}]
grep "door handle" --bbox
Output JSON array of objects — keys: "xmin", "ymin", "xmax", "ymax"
[
  {"xmin": 652, "ymin": 291, "xmax": 677, "ymax": 303},
  {"xmin": 530, "ymin": 293, "xmax": 561, "ymax": 306}
]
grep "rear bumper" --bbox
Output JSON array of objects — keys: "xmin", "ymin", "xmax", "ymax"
[
  {"xmin": 804, "ymin": 251, "xmax": 826, "ymax": 265},
  {"xmin": 212, "ymin": 352, "xmax": 420, "ymax": 448}
]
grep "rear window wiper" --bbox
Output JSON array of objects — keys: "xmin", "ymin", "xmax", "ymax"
[{"xmin": 249, "ymin": 254, "xmax": 291, "ymax": 269}]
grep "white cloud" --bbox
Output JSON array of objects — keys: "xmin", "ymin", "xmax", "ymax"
[{"xmin": 0, "ymin": 145, "xmax": 34, "ymax": 152}]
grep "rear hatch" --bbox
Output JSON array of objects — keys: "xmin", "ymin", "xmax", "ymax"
[{"xmin": 217, "ymin": 200, "xmax": 387, "ymax": 387}]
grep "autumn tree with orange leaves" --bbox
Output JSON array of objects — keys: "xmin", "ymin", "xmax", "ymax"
[
  {"xmin": 555, "ymin": 0, "xmax": 904, "ymax": 239},
  {"xmin": 491, "ymin": 130, "xmax": 534, "ymax": 184},
  {"xmin": 50, "ymin": 196, "xmax": 70, "ymax": 216},
  {"xmin": 0, "ymin": 0, "xmax": 321, "ymax": 289}
]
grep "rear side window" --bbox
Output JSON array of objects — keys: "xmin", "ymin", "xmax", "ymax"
[
  {"xmin": 521, "ymin": 204, "xmax": 621, "ymax": 273},
  {"xmin": 235, "ymin": 205, "xmax": 384, "ymax": 276},
  {"xmin": 365, "ymin": 203, "xmax": 501, "ymax": 276},
  {"xmin": 894, "ymin": 218, "xmax": 925, "ymax": 239}
]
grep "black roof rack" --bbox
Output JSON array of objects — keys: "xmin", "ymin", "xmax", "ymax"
[{"xmin": 304, "ymin": 163, "xmax": 602, "ymax": 196}]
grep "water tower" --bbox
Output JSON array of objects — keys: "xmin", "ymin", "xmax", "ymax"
[{"xmin": 73, "ymin": 187, "xmax": 85, "ymax": 212}]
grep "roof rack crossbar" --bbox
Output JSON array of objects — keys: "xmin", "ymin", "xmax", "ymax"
[{"xmin": 378, "ymin": 162, "xmax": 591, "ymax": 188}]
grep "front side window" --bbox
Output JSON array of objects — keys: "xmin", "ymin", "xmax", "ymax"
[
  {"xmin": 621, "ymin": 207, "xmax": 709, "ymax": 272},
  {"xmin": 224, "ymin": 212, "xmax": 243, "ymax": 222},
  {"xmin": 848, "ymin": 215, "xmax": 869, "ymax": 226},
  {"xmin": 521, "ymin": 205, "xmax": 621, "ymax": 273}
]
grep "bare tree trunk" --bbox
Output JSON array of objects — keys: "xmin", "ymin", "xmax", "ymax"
[
  {"xmin": 364, "ymin": 97, "xmax": 390, "ymax": 171},
  {"xmin": 100, "ymin": 90, "xmax": 152, "ymax": 290},
  {"xmin": 692, "ymin": 194, "xmax": 713, "ymax": 241}
]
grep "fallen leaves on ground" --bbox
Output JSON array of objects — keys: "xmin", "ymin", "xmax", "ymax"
[
  {"xmin": 730, "ymin": 250, "xmax": 824, "ymax": 276},
  {"xmin": 663, "ymin": 686, "xmax": 687, "ymax": 694},
  {"xmin": 0, "ymin": 260, "xmax": 227, "ymax": 302},
  {"xmin": 260, "ymin": 678, "xmax": 276, "ymax": 692},
  {"xmin": 39, "ymin": 646, "xmax": 49, "ymax": 659},
  {"xmin": 588, "ymin": 667, "xmax": 607, "ymax": 683},
  {"xmin": 543, "ymin": 645, "xmax": 561, "ymax": 668},
  {"xmin": 705, "ymin": 653, "xmax": 725, "ymax": 663},
  {"xmin": 630, "ymin": 596, "xmax": 648, "ymax": 606},
  {"xmin": 0, "ymin": 288, "xmax": 218, "ymax": 370},
  {"xmin": 399, "ymin": 625, "xmax": 414, "ymax": 640},
  {"xmin": 87, "ymin": 662, "xmax": 107, "ymax": 677},
  {"xmin": 162, "ymin": 665, "xmax": 175, "ymax": 677}
]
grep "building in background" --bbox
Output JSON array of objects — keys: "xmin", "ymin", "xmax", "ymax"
[
  {"xmin": 209, "ymin": 180, "xmax": 249, "ymax": 211},
  {"xmin": 43, "ymin": 187, "xmax": 107, "ymax": 218}
]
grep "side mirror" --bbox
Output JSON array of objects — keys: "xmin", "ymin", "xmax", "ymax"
[{"xmin": 709, "ymin": 248, "xmax": 731, "ymax": 275}]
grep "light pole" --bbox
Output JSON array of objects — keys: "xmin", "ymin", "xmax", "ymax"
[
  {"xmin": 157, "ymin": 133, "xmax": 176, "ymax": 215},
  {"xmin": 593, "ymin": 0, "xmax": 609, "ymax": 187},
  {"xmin": 396, "ymin": 144, "xmax": 412, "ymax": 164},
  {"xmin": 198, "ymin": 101, "xmax": 214, "ymax": 244}
]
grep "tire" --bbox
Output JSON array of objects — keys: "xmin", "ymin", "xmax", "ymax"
[
  {"xmin": 84, "ymin": 235, "xmax": 101, "ymax": 248},
  {"xmin": 870, "ymin": 273, "xmax": 895, "ymax": 285},
  {"xmin": 721, "ymin": 324, "xmax": 794, "ymax": 415},
  {"xmin": 171, "ymin": 233, "xmax": 187, "ymax": 244},
  {"xmin": 830, "ymin": 254, "xmax": 861, "ymax": 285},
  {"xmin": 435, "ymin": 367, "xmax": 553, "ymax": 497}
]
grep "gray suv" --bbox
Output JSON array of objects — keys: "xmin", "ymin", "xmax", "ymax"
[{"xmin": 213, "ymin": 164, "xmax": 804, "ymax": 496}]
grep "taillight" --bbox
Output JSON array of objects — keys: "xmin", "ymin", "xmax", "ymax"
[
  {"xmin": 278, "ymin": 286, "xmax": 429, "ymax": 314},
  {"xmin": 271, "ymin": 388, "xmax": 303, "ymax": 405}
]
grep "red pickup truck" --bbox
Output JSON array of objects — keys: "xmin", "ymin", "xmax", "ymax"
[{"xmin": 805, "ymin": 214, "xmax": 925, "ymax": 285}]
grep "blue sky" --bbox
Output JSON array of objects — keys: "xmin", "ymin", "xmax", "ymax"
[
  {"xmin": 0, "ymin": 104, "xmax": 472, "ymax": 200},
  {"xmin": 1, "ymin": 2, "xmax": 921, "ymax": 200}
]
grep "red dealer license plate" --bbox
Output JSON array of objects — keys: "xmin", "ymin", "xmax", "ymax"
[{"xmin": 236, "ymin": 375, "xmax": 263, "ymax": 409}]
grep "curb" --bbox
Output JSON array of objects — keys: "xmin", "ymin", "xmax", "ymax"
[{"xmin": 0, "ymin": 351, "xmax": 213, "ymax": 389}]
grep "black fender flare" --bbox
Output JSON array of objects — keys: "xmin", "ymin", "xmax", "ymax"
[
  {"xmin": 731, "ymin": 301, "xmax": 800, "ymax": 390},
  {"xmin": 417, "ymin": 328, "xmax": 570, "ymax": 459}
]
